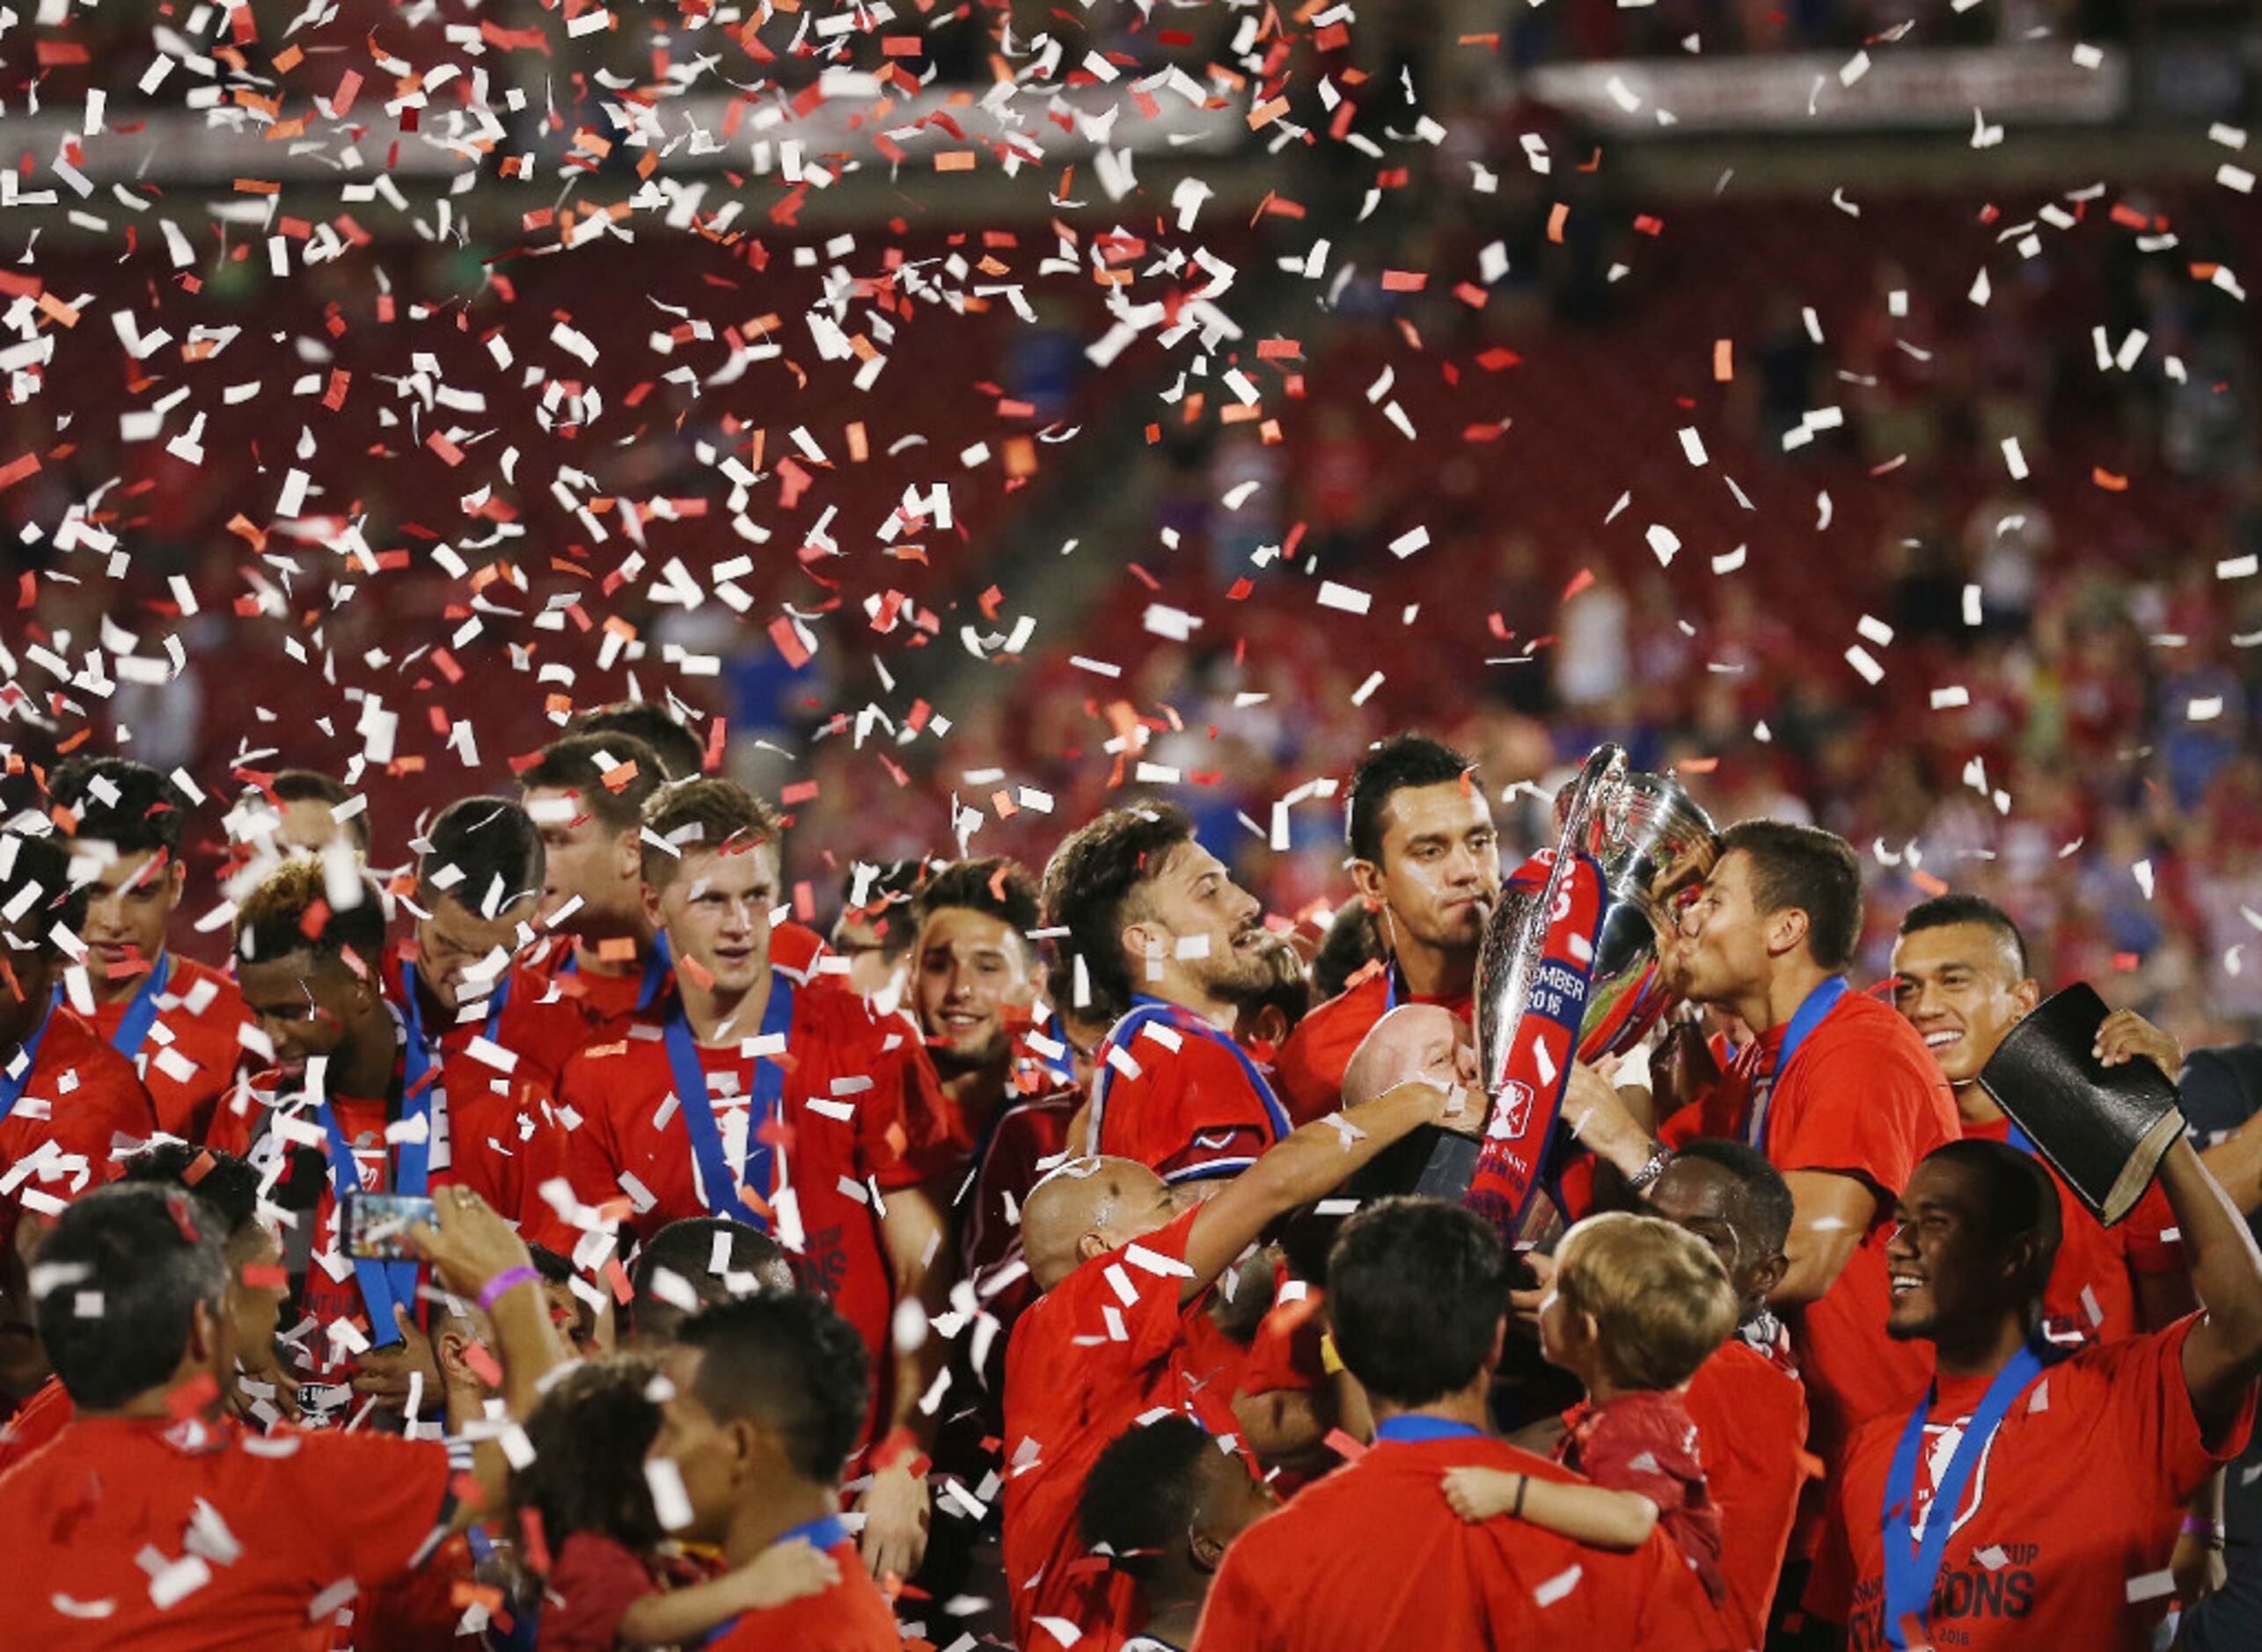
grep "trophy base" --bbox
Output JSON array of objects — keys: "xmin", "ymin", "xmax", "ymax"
[{"xmin": 1346, "ymin": 1126, "xmax": 1482, "ymax": 1204}]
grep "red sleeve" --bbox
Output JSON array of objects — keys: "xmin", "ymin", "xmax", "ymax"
[
  {"xmin": 441, "ymin": 1079, "xmax": 575, "ymax": 1254},
  {"xmin": 1800, "ymin": 1453, "xmax": 1857, "ymax": 1628},
  {"xmin": 557, "ymin": 1049, "xmax": 628, "ymax": 1210},
  {"xmin": 538, "ymin": 1531, "xmax": 657, "ymax": 1652},
  {"xmin": 2098, "ymin": 1315, "xmax": 2257, "ymax": 1497},
  {"xmin": 870, "ymin": 1034, "xmax": 960, "ymax": 1192},
  {"xmin": 1096, "ymin": 1033, "xmax": 1279, "ymax": 1184},
  {"xmin": 1769, "ymin": 1027, "xmax": 1940, "ymax": 1197},
  {"xmin": 294, "ymin": 1430, "xmax": 456, "ymax": 1588},
  {"xmin": 1235, "ymin": 1287, "xmax": 1325, "ymax": 1400}
]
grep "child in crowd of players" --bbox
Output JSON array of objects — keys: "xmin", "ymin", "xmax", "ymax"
[
  {"xmin": 511, "ymin": 1356, "xmax": 839, "ymax": 1651},
  {"xmin": 1441, "ymin": 1212, "xmax": 1738, "ymax": 1604}
]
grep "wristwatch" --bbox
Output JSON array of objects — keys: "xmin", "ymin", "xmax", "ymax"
[{"xmin": 1625, "ymin": 1142, "xmax": 1673, "ymax": 1193}]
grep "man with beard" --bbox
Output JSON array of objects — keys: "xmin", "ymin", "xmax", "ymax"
[
  {"xmin": 1890, "ymin": 895, "xmax": 2190, "ymax": 1347},
  {"xmin": 1043, "ymin": 803, "xmax": 1294, "ymax": 1187},
  {"xmin": 1808, "ymin": 1137, "xmax": 2261, "ymax": 1650},
  {"xmin": 1277, "ymin": 735, "xmax": 1500, "ymax": 1122}
]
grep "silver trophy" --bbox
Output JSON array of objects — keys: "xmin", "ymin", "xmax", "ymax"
[{"xmin": 1405, "ymin": 743, "xmax": 1719, "ymax": 1204}]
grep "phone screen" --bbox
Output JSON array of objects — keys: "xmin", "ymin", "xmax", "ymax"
[{"xmin": 340, "ymin": 1191, "xmax": 436, "ymax": 1261}]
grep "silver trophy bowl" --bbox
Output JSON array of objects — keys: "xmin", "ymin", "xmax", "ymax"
[{"xmin": 1395, "ymin": 744, "xmax": 1717, "ymax": 1206}]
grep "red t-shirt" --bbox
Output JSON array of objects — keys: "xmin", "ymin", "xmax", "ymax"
[
  {"xmin": 1002, "ymin": 1205, "xmax": 1245, "ymax": 1651},
  {"xmin": 705, "ymin": 1539, "xmax": 898, "ymax": 1651},
  {"xmin": 0, "ymin": 1412, "xmax": 454, "ymax": 1649},
  {"xmin": 0, "ymin": 1005, "xmax": 156, "ymax": 1250},
  {"xmin": 1810, "ymin": 1316, "xmax": 2254, "ymax": 1650},
  {"xmin": 0, "ymin": 1373, "xmax": 73, "ymax": 1475},
  {"xmin": 82, "ymin": 954, "xmax": 249, "ymax": 1144},
  {"xmin": 1683, "ymin": 1334, "xmax": 1811, "ymax": 1647},
  {"xmin": 1273, "ymin": 967, "xmax": 1472, "ymax": 1125},
  {"xmin": 1089, "ymin": 1004, "xmax": 1291, "ymax": 1184},
  {"xmin": 1961, "ymin": 1111, "xmax": 2183, "ymax": 1346},
  {"xmin": 523, "ymin": 922, "xmax": 830, "ymax": 1033},
  {"xmin": 383, "ymin": 940, "xmax": 603, "ymax": 1096},
  {"xmin": 1664, "ymin": 990, "xmax": 1959, "ymax": 1470},
  {"xmin": 1559, "ymin": 1388, "xmax": 1724, "ymax": 1604},
  {"xmin": 537, "ymin": 1531, "xmax": 658, "ymax": 1652},
  {"xmin": 1191, "ymin": 1432, "xmax": 1735, "ymax": 1651},
  {"xmin": 556, "ymin": 980, "xmax": 942, "ymax": 1424}
]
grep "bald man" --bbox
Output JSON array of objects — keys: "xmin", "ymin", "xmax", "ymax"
[{"xmin": 1003, "ymin": 1038, "xmax": 1477, "ymax": 1648}]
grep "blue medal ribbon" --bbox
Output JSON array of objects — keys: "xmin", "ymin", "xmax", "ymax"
[
  {"xmin": 319, "ymin": 1012, "xmax": 430, "ymax": 1349},
  {"xmin": 663, "ymin": 974, "xmax": 794, "ymax": 1230},
  {"xmin": 1880, "ymin": 1342, "xmax": 2046, "ymax": 1647},
  {"xmin": 1089, "ymin": 996, "xmax": 1294, "ymax": 1179},
  {"xmin": 1373, "ymin": 1414, "xmax": 1484, "ymax": 1444},
  {"xmin": 0, "ymin": 1000, "xmax": 56, "ymax": 1125},
  {"xmin": 1746, "ymin": 974, "xmax": 1851, "ymax": 1154},
  {"xmin": 99, "ymin": 950, "xmax": 174, "ymax": 1061}
]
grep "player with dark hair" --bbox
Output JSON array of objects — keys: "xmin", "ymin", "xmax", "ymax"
[
  {"xmin": 1278, "ymin": 734, "xmax": 1499, "ymax": 1121},
  {"xmin": 1567, "ymin": 817, "xmax": 1959, "ymax": 1493},
  {"xmin": 267, "ymin": 767, "xmax": 371, "ymax": 855},
  {"xmin": 1042, "ymin": 803, "xmax": 1294, "ymax": 1185},
  {"xmin": 557, "ymin": 776, "xmax": 954, "ymax": 1576},
  {"xmin": 0, "ymin": 828, "xmax": 156, "ymax": 1400},
  {"xmin": 48, "ymin": 756, "xmax": 251, "ymax": 1141},
  {"xmin": 1807, "ymin": 1137, "xmax": 2262, "ymax": 1650},
  {"xmin": 648, "ymin": 1291, "xmax": 900, "ymax": 1647},
  {"xmin": 568, "ymin": 698, "xmax": 708, "ymax": 782},
  {"xmin": 627, "ymin": 1216, "xmax": 796, "ymax": 1349},
  {"xmin": 1194, "ymin": 1197, "xmax": 1725, "ymax": 1648},
  {"xmin": 1079, "ymin": 1415, "xmax": 1277, "ymax": 1650},
  {"xmin": 0, "ymin": 1181, "xmax": 566, "ymax": 1645},
  {"xmin": 1892, "ymin": 893, "xmax": 2189, "ymax": 1348},
  {"xmin": 210, "ymin": 857, "xmax": 564, "ymax": 1402},
  {"xmin": 831, "ymin": 856, "xmax": 929, "ymax": 1000},
  {"xmin": 1308, "ymin": 898, "xmax": 1382, "ymax": 1004},
  {"xmin": 1638, "ymin": 1140, "xmax": 1810, "ymax": 1644}
]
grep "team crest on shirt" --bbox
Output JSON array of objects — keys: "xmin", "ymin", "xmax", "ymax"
[
  {"xmin": 1912, "ymin": 1417, "xmax": 1997, "ymax": 1540},
  {"xmin": 1497, "ymin": 1080, "xmax": 1535, "ymax": 1137}
]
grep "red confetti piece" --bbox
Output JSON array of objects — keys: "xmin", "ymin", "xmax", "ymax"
[{"xmin": 0, "ymin": 453, "xmax": 41, "ymax": 492}]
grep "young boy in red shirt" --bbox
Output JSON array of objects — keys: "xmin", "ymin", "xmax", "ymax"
[
  {"xmin": 1192, "ymin": 1200, "xmax": 1733, "ymax": 1650},
  {"xmin": 0, "ymin": 1179, "xmax": 566, "ymax": 1646},
  {"xmin": 48, "ymin": 756, "xmax": 250, "ymax": 1143},
  {"xmin": 646, "ymin": 1290, "xmax": 902, "ymax": 1649},
  {"xmin": 1442, "ymin": 1212, "xmax": 1738, "ymax": 1606},
  {"xmin": 1042, "ymin": 803, "xmax": 1293, "ymax": 1182},
  {"xmin": 1002, "ymin": 1034, "xmax": 1481, "ymax": 1650}
]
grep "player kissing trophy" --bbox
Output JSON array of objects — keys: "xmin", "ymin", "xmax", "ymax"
[{"xmin": 1358, "ymin": 744, "xmax": 1719, "ymax": 1243}]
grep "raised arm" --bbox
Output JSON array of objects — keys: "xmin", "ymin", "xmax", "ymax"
[
  {"xmin": 1769, "ymin": 1172, "xmax": 1881, "ymax": 1305},
  {"xmin": 1182, "ymin": 1080, "xmax": 1475, "ymax": 1305},
  {"xmin": 2157, "ymin": 1137, "xmax": 2262, "ymax": 1442}
]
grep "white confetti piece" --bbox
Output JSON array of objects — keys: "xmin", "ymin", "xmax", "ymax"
[{"xmin": 1534, "ymin": 1563, "xmax": 1584, "ymax": 1607}]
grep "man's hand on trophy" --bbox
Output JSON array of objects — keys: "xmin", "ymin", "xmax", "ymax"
[{"xmin": 1563, "ymin": 1057, "xmax": 1657, "ymax": 1180}]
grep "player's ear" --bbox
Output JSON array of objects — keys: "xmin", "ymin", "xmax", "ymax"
[
  {"xmin": 1190, "ymin": 1524, "xmax": 1228, "ymax": 1574},
  {"xmin": 1348, "ymin": 858, "xmax": 1386, "ymax": 906},
  {"xmin": 1767, "ymin": 905, "xmax": 1811, "ymax": 961},
  {"xmin": 1751, "ymin": 1249, "xmax": 1790, "ymax": 1304},
  {"xmin": 614, "ymin": 828, "xmax": 643, "ymax": 887},
  {"xmin": 2012, "ymin": 977, "xmax": 2041, "ymax": 1016},
  {"xmin": 641, "ymin": 876, "xmax": 666, "ymax": 932}
]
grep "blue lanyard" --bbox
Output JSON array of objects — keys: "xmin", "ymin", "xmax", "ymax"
[
  {"xmin": 1090, "ymin": 997, "xmax": 1293, "ymax": 1164},
  {"xmin": 2002, "ymin": 1121, "xmax": 2037, "ymax": 1155},
  {"xmin": 465, "ymin": 1526, "xmax": 541, "ymax": 1652},
  {"xmin": 398, "ymin": 958, "xmax": 509, "ymax": 1056},
  {"xmin": 1373, "ymin": 1414, "xmax": 1484, "ymax": 1444},
  {"xmin": 318, "ymin": 1030, "xmax": 428, "ymax": 1348},
  {"xmin": 0, "ymin": 1000, "xmax": 55, "ymax": 1125},
  {"xmin": 1880, "ymin": 1342, "xmax": 2046, "ymax": 1646},
  {"xmin": 1747, "ymin": 974, "xmax": 1850, "ymax": 1153},
  {"xmin": 663, "ymin": 976, "xmax": 794, "ymax": 1230},
  {"xmin": 1034, "ymin": 1010, "xmax": 1077, "ymax": 1084},
  {"xmin": 94, "ymin": 951, "xmax": 174, "ymax": 1061},
  {"xmin": 561, "ymin": 932, "xmax": 671, "ymax": 1014},
  {"xmin": 777, "ymin": 1513, "xmax": 848, "ymax": 1552}
]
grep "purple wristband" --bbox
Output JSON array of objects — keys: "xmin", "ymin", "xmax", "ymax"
[{"xmin": 478, "ymin": 1266, "xmax": 541, "ymax": 1313}]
